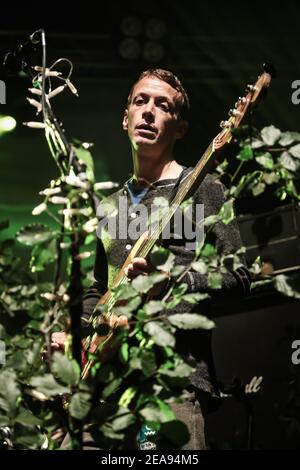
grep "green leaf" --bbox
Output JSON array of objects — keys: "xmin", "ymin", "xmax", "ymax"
[
  {"xmin": 110, "ymin": 409, "xmax": 135, "ymax": 431},
  {"xmin": 0, "ymin": 415, "xmax": 9, "ymax": 427},
  {"xmin": 208, "ymin": 272, "xmax": 222, "ymax": 289},
  {"xmin": 112, "ymin": 283, "xmax": 137, "ymax": 301},
  {"xmin": 73, "ymin": 145, "xmax": 95, "ymax": 182},
  {"xmin": 119, "ymin": 342, "xmax": 129, "ymax": 363},
  {"xmin": 14, "ymin": 427, "xmax": 44, "ymax": 449},
  {"xmin": 263, "ymin": 172, "xmax": 280, "ymax": 185},
  {"xmin": 261, "ymin": 125, "xmax": 281, "ymax": 146},
  {"xmin": 155, "ymin": 398, "xmax": 176, "ymax": 421},
  {"xmin": 144, "ymin": 300, "xmax": 164, "ymax": 315},
  {"xmin": 52, "ymin": 352, "xmax": 80, "ymax": 386},
  {"xmin": 69, "ymin": 392, "xmax": 91, "ymax": 420},
  {"xmin": 252, "ymin": 182, "xmax": 266, "ymax": 196},
  {"xmin": 250, "ymin": 139, "xmax": 265, "ymax": 149},
  {"xmin": 0, "ymin": 370, "xmax": 20, "ymax": 417},
  {"xmin": 30, "ymin": 374, "xmax": 70, "ymax": 398},
  {"xmin": 171, "ymin": 265, "xmax": 186, "ymax": 277},
  {"xmin": 279, "ymin": 131, "xmax": 300, "ymax": 146},
  {"xmin": 237, "ymin": 145, "xmax": 253, "ymax": 161},
  {"xmin": 255, "ymin": 152, "xmax": 274, "ymax": 170},
  {"xmin": 191, "ymin": 260, "xmax": 208, "ymax": 274},
  {"xmin": 249, "ymin": 256, "xmax": 262, "ymax": 275},
  {"xmin": 289, "ymin": 143, "xmax": 300, "ymax": 159},
  {"xmin": 118, "ymin": 386, "xmax": 137, "ymax": 408},
  {"xmin": 141, "ymin": 349, "xmax": 157, "ymax": 377},
  {"xmin": 182, "ymin": 292, "xmax": 210, "ymax": 303},
  {"xmin": 150, "ymin": 246, "xmax": 175, "ymax": 273},
  {"xmin": 168, "ymin": 313, "xmax": 215, "ymax": 330},
  {"xmin": 132, "ymin": 275, "xmax": 155, "ymax": 294},
  {"xmin": 144, "ymin": 322, "xmax": 175, "ymax": 348},
  {"xmin": 30, "ymin": 239, "xmax": 57, "ymax": 273},
  {"xmin": 160, "ymin": 359, "xmax": 194, "ymax": 378},
  {"xmin": 16, "ymin": 224, "xmax": 53, "ymax": 246},
  {"xmin": 129, "ymin": 346, "xmax": 142, "ymax": 370},
  {"xmin": 114, "ymin": 296, "xmax": 141, "ymax": 316},
  {"xmin": 15, "ymin": 408, "xmax": 43, "ymax": 427},
  {"xmin": 172, "ymin": 283, "xmax": 188, "ymax": 297},
  {"xmin": 274, "ymin": 274, "xmax": 300, "ymax": 299},
  {"xmin": 279, "ymin": 151, "xmax": 300, "ymax": 172},
  {"xmin": 140, "ymin": 405, "xmax": 168, "ymax": 423},
  {"xmin": 204, "ymin": 214, "xmax": 219, "ymax": 227},
  {"xmin": 201, "ymin": 243, "xmax": 217, "ymax": 258},
  {"xmin": 219, "ymin": 199, "xmax": 235, "ymax": 225},
  {"xmin": 102, "ymin": 377, "xmax": 123, "ymax": 399},
  {"xmin": 234, "ymin": 171, "xmax": 263, "ymax": 197}
]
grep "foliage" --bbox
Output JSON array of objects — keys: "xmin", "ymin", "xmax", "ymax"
[{"xmin": 1, "ymin": 123, "xmax": 300, "ymax": 450}]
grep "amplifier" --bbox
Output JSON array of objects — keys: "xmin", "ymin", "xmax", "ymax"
[{"xmin": 237, "ymin": 204, "xmax": 300, "ymax": 274}]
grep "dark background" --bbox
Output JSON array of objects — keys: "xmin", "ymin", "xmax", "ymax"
[
  {"xmin": 0, "ymin": 1, "xmax": 300, "ymax": 450},
  {"xmin": 1, "ymin": 1, "xmax": 300, "ymax": 234}
]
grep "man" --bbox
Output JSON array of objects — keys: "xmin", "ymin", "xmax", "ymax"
[{"xmin": 53, "ymin": 69, "xmax": 251, "ymax": 449}]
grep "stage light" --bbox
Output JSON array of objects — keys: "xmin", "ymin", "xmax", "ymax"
[
  {"xmin": 145, "ymin": 18, "xmax": 166, "ymax": 40},
  {"xmin": 0, "ymin": 115, "xmax": 16, "ymax": 135},
  {"xmin": 119, "ymin": 38, "xmax": 141, "ymax": 61},
  {"xmin": 121, "ymin": 16, "xmax": 142, "ymax": 37},
  {"xmin": 143, "ymin": 41, "xmax": 165, "ymax": 62}
]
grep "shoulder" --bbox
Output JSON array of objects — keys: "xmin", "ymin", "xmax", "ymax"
[{"xmin": 194, "ymin": 173, "xmax": 225, "ymax": 201}]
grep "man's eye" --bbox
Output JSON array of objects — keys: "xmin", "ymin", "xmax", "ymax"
[
  {"xmin": 159, "ymin": 103, "xmax": 169, "ymax": 112},
  {"xmin": 135, "ymin": 98, "xmax": 144, "ymax": 105}
]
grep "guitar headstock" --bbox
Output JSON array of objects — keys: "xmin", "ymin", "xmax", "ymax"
[{"xmin": 214, "ymin": 68, "xmax": 272, "ymax": 150}]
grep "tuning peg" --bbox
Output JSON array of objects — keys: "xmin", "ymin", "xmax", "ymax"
[
  {"xmin": 220, "ymin": 120, "xmax": 233, "ymax": 129},
  {"xmin": 246, "ymin": 84, "xmax": 258, "ymax": 92},
  {"xmin": 228, "ymin": 109, "xmax": 242, "ymax": 117},
  {"xmin": 235, "ymin": 97, "xmax": 248, "ymax": 107}
]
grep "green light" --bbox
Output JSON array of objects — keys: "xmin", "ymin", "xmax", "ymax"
[{"xmin": 0, "ymin": 115, "xmax": 16, "ymax": 134}]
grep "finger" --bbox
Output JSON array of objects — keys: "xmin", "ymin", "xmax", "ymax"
[
  {"xmin": 132, "ymin": 258, "xmax": 150, "ymax": 270},
  {"xmin": 109, "ymin": 314, "xmax": 128, "ymax": 328},
  {"xmin": 126, "ymin": 269, "xmax": 148, "ymax": 279}
]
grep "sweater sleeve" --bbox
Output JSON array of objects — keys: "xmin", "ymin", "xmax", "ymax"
[{"xmin": 180, "ymin": 175, "xmax": 252, "ymax": 298}]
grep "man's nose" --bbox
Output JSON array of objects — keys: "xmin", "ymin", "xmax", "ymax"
[{"xmin": 142, "ymin": 102, "xmax": 155, "ymax": 121}]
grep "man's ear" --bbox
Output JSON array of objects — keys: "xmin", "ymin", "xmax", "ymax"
[
  {"xmin": 175, "ymin": 120, "xmax": 188, "ymax": 140},
  {"xmin": 122, "ymin": 109, "xmax": 128, "ymax": 131}
]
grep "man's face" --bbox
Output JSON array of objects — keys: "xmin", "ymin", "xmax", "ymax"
[{"xmin": 123, "ymin": 77, "xmax": 187, "ymax": 153}]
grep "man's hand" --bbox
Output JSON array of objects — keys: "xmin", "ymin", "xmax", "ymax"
[
  {"xmin": 91, "ymin": 314, "xmax": 129, "ymax": 363},
  {"xmin": 125, "ymin": 257, "xmax": 170, "ymax": 297},
  {"xmin": 51, "ymin": 332, "xmax": 66, "ymax": 351},
  {"xmin": 49, "ymin": 314, "xmax": 129, "ymax": 366}
]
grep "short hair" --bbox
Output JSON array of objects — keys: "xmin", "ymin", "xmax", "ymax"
[{"xmin": 127, "ymin": 68, "xmax": 190, "ymax": 120}]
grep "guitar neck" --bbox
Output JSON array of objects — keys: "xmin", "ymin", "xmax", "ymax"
[{"xmin": 134, "ymin": 140, "xmax": 222, "ymax": 260}]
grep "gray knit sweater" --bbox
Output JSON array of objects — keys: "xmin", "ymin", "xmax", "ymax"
[{"xmin": 83, "ymin": 166, "xmax": 251, "ymax": 397}]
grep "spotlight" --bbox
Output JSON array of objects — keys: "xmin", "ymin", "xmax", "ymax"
[
  {"xmin": 145, "ymin": 18, "xmax": 166, "ymax": 40},
  {"xmin": 121, "ymin": 16, "xmax": 142, "ymax": 37},
  {"xmin": 0, "ymin": 115, "xmax": 16, "ymax": 135},
  {"xmin": 143, "ymin": 41, "xmax": 165, "ymax": 62},
  {"xmin": 119, "ymin": 38, "xmax": 141, "ymax": 61}
]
